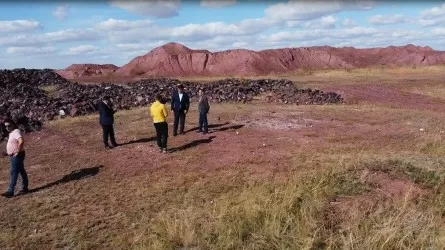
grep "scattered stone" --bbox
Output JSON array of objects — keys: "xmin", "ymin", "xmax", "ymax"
[{"xmin": 0, "ymin": 69, "xmax": 343, "ymax": 134}]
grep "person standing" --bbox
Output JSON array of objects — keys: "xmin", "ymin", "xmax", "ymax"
[
  {"xmin": 1, "ymin": 118, "xmax": 29, "ymax": 198},
  {"xmin": 150, "ymin": 94, "xmax": 169, "ymax": 153},
  {"xmin": 171, "ymin": 84, "xmax": 190, "ymax": 136},
  {"xmin": 197, "ymin": 88, "xmax": 210, "ymax": 134},
  {"xmin": 98, "ymin": 96, "xmax": 118, "ymax": 149}
]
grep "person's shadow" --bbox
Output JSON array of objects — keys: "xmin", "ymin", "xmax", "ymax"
[
  {"xmin": 170, "ymin": 136, "xmax": 216, "ymax": 152},
  {"xmin": 213, "ymin": 124, "xmax": 244, "ymax": 132},
  {"xmin": 28, "ymin": 165, "xmax": 103, "ymax": 194},
  {"xmin": 185, "ymin": 122, "xmax": 230, "ymax": 133},
  {"xmin": 118, "ymin": 136, "xmax": 157, "ymax": 146}
]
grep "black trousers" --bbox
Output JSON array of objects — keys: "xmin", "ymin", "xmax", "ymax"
[
  {"xmin": 199, "ymin": 112, "xmax": 208, "ymax": 133},
  {"xmin": 102, "ymin": 125, "xmax": 117, "ymax": 146},
  {"xmin": 173, "ymin": 110, "xmax": 186, "ymax": 135},
  {"xmin": 154, "ymin": 122, "xmax": 168, "ymax": 149}
]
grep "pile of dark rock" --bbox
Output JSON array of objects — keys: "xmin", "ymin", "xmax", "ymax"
[{"xmin": 0, "ymin": 69, "xmax": 343, "ymax": 134}]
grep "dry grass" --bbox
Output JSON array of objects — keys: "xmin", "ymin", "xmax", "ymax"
[
  {"xmin": 2, "ymin": 71, "xmax": 445, "ymax": 249},
  {"xmin": 176, "ymin": 65, "xmax": 445, "ymax": 84}
]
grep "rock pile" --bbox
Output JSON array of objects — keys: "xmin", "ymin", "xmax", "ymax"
[{"xmin": 0, "ymin": 69, "xmax": 343, "ymax": 134}]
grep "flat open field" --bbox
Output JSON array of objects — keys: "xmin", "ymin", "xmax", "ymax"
[{"xmin": 2, "ymin": 69, "xmax": 445, "ymax": 249}]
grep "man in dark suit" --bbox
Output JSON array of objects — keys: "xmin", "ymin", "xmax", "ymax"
[
  {"xmin": 98, "ymin": 96, "xmax": 118, "ymax": 149},
  {"xmin": 171, "ymin": 84, "xmax": 190, "ymax": 136}
]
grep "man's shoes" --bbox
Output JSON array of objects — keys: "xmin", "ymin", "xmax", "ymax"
[
  {"xmin": 162, "ymin": 148, "xmax": 168, "ymax": 154},
  {"xmin": 179, "ymin": 131, "xmax": 185, "ymax": 135},
  {"xmin": 105, "ymin": 145, "xmax": 114, "ymax": 149},
  {"xmin": 1, "ymin": 191, "xmax": 13, "ymax": 198},
  {"xmin": 112, "ymin": 143, "xmax": 119, "ymax": 147},
  {"xmin": 17, "ymin": 189, "xmax": 29, "ymax": 196},
  {"xmin": 158, "ymin": 147, "xmax": 163, "ymax": 153}
]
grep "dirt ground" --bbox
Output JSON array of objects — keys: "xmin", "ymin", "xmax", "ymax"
[{"xmin": 1, "ymin": 70, "xmax": 445, "ymax": 249}]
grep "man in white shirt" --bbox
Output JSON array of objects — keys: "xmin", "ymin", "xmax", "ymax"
[{"xmin": 1, "ymin": 118, "xmax": 29, "ymax": 198}]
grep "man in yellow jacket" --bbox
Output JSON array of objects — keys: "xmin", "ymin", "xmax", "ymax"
[{"xmin": 150, "ymin": 94, "xmax": 169, "ymax": 153}]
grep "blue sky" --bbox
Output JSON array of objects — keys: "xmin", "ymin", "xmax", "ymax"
[{"xmin": 1, "ymin": 0, "xmax": 445, "ymax": 69}]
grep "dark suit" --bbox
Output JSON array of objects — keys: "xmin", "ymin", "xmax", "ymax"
[
  {"xmin": 171, "ymin": 91, "xmax": 190, "ymax": 135},
  {"xmin": 98, "ymin": 101, "xmax": 117, "ymax": 147}
]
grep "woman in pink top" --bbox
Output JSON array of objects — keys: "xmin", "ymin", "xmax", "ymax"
[{"xmin": 1, "ymin": 118, "xmax": 28, "ymax": 198}]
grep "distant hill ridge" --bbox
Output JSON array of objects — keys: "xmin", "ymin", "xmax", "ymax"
[{"xmin": 57, "ymin": 42, "xmax": 445, "ymax": 79}]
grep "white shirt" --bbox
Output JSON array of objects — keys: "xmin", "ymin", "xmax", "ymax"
[
  {"xmin": 6, "ymin": 129, "xmax": 22, "ymax": 155},
  {"xmin": 179, "ymin": 93, "xmax": 183, "ymax": 102}
]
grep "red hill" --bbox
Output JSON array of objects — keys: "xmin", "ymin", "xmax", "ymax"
[
  {"xmin": 115, "ymin": 43, "xmax": 445, "ymax": 78},
  {"xmin": 57, "ymin": 43, "xmax": 445, "ymax": 80}
]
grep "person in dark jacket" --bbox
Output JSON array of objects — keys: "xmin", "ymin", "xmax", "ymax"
[
  {"xmin": 98, "ymin": 96, "xmax": 118, "ymax": 149},
  {"xmin": 171, "ymin": 84, "xmax": 190, "ymax": 136},
  {"xmin": 197, "ymin": 88, "xmax": 210, "ymax": 134}
]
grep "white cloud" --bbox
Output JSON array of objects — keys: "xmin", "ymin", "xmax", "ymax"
[
  {"xmin": 200, "ymin": 0, "xmax": 236, "ymax": 8},
  {"xmin": 0, "ymin": 20, "xmax": 41, "ymax": 33},
  {"xmin": 6, "ymin": 46, "xmax": 56, "ymax": 55},
  {"xmin": 303, "ymin": 15, "xmax": 336, "ymax": 29},
  {"xmin": 115, "ymin": 41, "xmax": 167, "ymax": 52},
  {"xmin": 232, "ymin": 41, "xmax": 249, "ymax": 48},
  {"xmin": 420, "ymin": 3, "xmax": 445, "ymax": 19},
  {"xmin": 110, "ymin": 0, "xmax": 181, "ymax": 18},
  {"xmin": 418, "ymin": 3, "xmax": 445, "ymax": 27},
  {"xmin": 106, "ymin": 17, "xmax": 278, "ymax": 43},
  {"xmin": 342, "ymin": 18, "xmax": 358, "ymax": 28},
  {"xmin": 264, "ymin": 1, "xmax": 374, "ymax": 22},
  {"xmin": 0, "ymin": 28, "xmax": 101, "ymax": 46},
  {"xmin": 115, "ymin": 43, "xmax": 147, "ymax": 51},
  {"xmin": 369, "ymin": 14, "xmax": 405, "ymax": 25},
  {"xmin": 265, "ymin": 27, "xmax": 379, "ymax": 43},
  {"xmin": 53, "ymin": 6, "xmax": 68, "ymax": 21},
  {"xmin": 95, "ymin": 18, "xmax": 153, "ymax": 31},
  {"xmin": 62, "ymin": 45, "xmax": 98, "ymax": 55},
  {"xmin": 418, "ymin": 18, "xmax": 442, "ymax": 27},
  {"xmin": 431, "ymin": 28, "xmax": 445, "ymax": 36}
]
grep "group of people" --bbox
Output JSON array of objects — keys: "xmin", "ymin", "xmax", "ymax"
[
  {"xmin": 99, "ymin": 84, "xmax": 210, "ymax": 153},
  {"xmin": 1, "ymin": 84, "xmax": 210, "ymax": 198}
]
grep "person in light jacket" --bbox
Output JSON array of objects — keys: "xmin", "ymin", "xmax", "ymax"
[
  {"xmin": 1, "ymin": 118, "xmax": 29, "ymax": 198},
  {"xmin": 197, "ymin": 88, "xmax": 210, "ymax": 134}
]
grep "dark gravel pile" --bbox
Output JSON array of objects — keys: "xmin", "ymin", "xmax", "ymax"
[{"xmin": 0, "ymin": 69, "xmax": 343, "ymax": 134}]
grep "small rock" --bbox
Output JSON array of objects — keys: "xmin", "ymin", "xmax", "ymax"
[{"xmin": 58, "ymin": 110, "xmax": 66, "ymax": 117}]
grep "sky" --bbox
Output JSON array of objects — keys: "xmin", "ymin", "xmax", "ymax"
[{"xmin": 1, "ymin": 0, "xmax": 445, "ymax": 69}]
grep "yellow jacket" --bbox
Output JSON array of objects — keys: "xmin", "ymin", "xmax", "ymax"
[{"xmin": 150, "ymin": 100, "xmax": 168, "ymax": 123}]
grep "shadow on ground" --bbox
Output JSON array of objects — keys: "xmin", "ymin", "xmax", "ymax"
[
  {"xmin": 213, "ymin": 124, "xmax": 244, "ymax": 132},
  {"xmin": 171, "ymin": 136, "xmax": 217, "ymax": 152},
  {"xmin": 185, "ymin": 122, "xmax": 230, "ymax": 133},
  {"xmin": 119, "ymin": 136, "xmax": 157, "ymax": 146},
  {"xmin": 29, "ymin": 165, "xmax": 103, "ymax": 193}
]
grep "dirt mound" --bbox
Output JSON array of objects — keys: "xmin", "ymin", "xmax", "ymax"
[
  {"xmin": 65, "ymin": 64, "xmax": 118, "ymax": 71},
  {"xmin": 56, "ymin": 64, "xmax": 118, "ymax": 79},
  {"xmin": 112, "ymin": 43, "xmax": 445, "ymax": 78}
]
